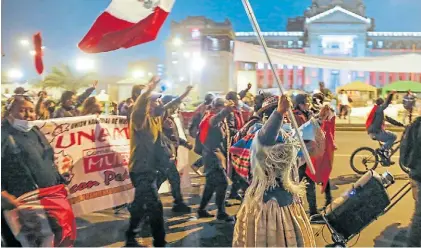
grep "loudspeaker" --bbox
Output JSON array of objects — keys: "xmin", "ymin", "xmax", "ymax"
[{"xmin": 324, "ymin": 171, "xmax": 391, "ymax": 240}]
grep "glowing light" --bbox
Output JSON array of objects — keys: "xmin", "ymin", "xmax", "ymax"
[
  {"xmin": 76, "ymin": 58, "xmax": 95, "ymax": 71},
  {"xmin": 191, "ymin": 57, "xmax": 205, "ymax": 71},
  {"xmin": 8, "ymin": 69, "xmax": 23, "ymax": 79},
  {"xmin": 20, "ymin": 39, "xmax": 30, "ymax": 46},
  {"xmin": 172, "ymin": 37, "xmax": 182, "ymax": 47},
  {"xmin": 132, "ymin": 70, "xmax": 145, "ymax": 78}
]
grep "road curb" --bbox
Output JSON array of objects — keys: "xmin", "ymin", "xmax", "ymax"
[{"xmin": 336, "ymin": 126, "xmax": 405, "ymax": 132}]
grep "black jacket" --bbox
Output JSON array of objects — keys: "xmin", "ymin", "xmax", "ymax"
[
  {"xmin": 367, "ymin": 94, "xmax": 394, "ymax": 134},
  {"xmin": 400, "ymin": 117, "xmax": 421, "ymax": 182}
]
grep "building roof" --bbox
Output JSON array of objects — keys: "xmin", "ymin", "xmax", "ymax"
[
  {"xmin": 368, "ymin": 32, "xmax": 421, "ymax": 37},
  {"xmin": 305, "ymin": 6, "xmax": 371, "ymax": 24},
  {"xmin": 235, "ymin": 32, "xmax": 304, "ymax": 37}
]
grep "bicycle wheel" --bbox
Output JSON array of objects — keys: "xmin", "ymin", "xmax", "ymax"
[{"xmin": 350, "ymin": 147, "xmax": 379, "ymax": 175}]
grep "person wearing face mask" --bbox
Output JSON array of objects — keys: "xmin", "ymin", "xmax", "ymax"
[
  {"xmin": 293, "ymin": 94, "xmax": 331, "ymax": 222},
  {"xmin": 81, "ymin": 96, "xmax": 103, "ymax": 116},
  {"xmin": 1, "ymin": 95, "xmax": 76, "ymax": 247},
  {"xmin": 125, "ymin": 76, "xmax": 192, "ymax": 247},
  {"xmin": 155, "ymin": 95, "xmax": 192, "ymax": 213},
  {"xmin": 53, "ymin": 81, "xmax": 97, "ymax": 118},
  {"xmin": 196, "ymin": 97, "xmax": 235, "ymax": 222}
]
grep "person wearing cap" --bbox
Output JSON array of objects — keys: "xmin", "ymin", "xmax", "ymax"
[
  {"xmin": 125, "ymin": 76, "xmax": 192, "ymax": 247},
  {"xmin": 293, "ymin": 93, "xmax": 332, "ymax": 222},
  {"xmin": 189, "ymin": 93, "xmax": 215, "ymax": 175},
  {"xmin": 403, "ymin": 90, "xmax": 417, "ymax": 124},
  {"xmin": 319, "ymin": 81, "xmax": 333, "ymax": 101},
  {"xmin": 155, "ymin": 94, "xmax": 192, "ymax": 213},
  {"xmin": 53, "ymin": 81, "xmax": 97, "ymax": 118},
  {"xmin": 196, "ymin": 97, "xmax": 235, "ymax": 222},
  {"xmin": 13, "ymin": 87, "xmax": 28, "ymax": 95}
]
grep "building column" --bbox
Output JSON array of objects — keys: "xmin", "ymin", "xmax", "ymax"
[
  {"xmin": 283, "ymin": 65, "xmax": 289, "ymax": 90},
  {"xmin": 385, "ymin": 72, "xmax": 390, "ymax": 85},
  {"xmin": 263, "ymin": 63, "xmax": 268, "ymax": 88},
  {"xmin": 293, "ymin": 66, "xmax": 298, "ymax": 89},
  {"xmin": 404, "ymin": 73, "xmax": 409, "ymax": 81},
  {"xmin": 375, "ymin": 71, "xmax": 380, "ymax": 87}
]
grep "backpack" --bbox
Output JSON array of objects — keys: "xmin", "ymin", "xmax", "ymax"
[
  {"xmin": 400, "ymin": 118, "xmax": 421, "ymax": 169},
  {"xmin": 365, "ymin": 105, "xmax": 378, "ymax": 130}
]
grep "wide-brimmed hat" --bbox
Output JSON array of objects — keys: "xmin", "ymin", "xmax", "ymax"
[
  {"xmin": 14, "ymin": 87, "xmax": 28, "ymax": 94},
  {"xmin": 257, "ymin": 95, "xmax": 278, "ymax": 115}
]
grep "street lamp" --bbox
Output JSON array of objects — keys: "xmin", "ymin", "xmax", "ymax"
[
  {"xmin": 20, "ymin": 39, "xmax": 30, "ymax": 47},
  {"xmin": 172, "ymin": 37, "xmax": 182, "ymax": 47},
  {"xmin": 76, "ymin": 58, "xmax": 95, "ymax": 72},
  {"xmin": 132, "ymin": 70, "xmax": 145, "ymax": 79},
  {"xmin": 8, "ymin": 69, "xmax": 23, "ymax": 80}
]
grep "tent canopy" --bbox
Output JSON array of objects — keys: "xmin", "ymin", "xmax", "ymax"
[
  {"xmin": 336, "ymin": 81, "xmax": 377, "ymax": 93},
  {"xmin": 234, "ymin": 41, "xmax": 421, "ymax": 73},
  {"xmin": 381, "ymin": 81, "xmax": 421, "ymax": 95}
]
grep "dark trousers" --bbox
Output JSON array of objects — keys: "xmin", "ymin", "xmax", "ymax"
[
  {"xmin": 408, "ymin": 179, "xmax": 421, "ymax": 247},
  {"xmin": 157, "ymin": 161, "xmax": 183, "ymax": 204},
  {"xmin": 192, "ymin": 157, "xmax": 203, "ymax": 168},
  {"xmin": 1, "ymin": 210, "xmax": 21, "ymax": 247},
  {"xmin": 339, "ymin": 105, "xmax": 348, "ymax": 118},
  {"xmin": 299, "ymin": 165, "xmax": 332, "ymax": 215},
  {"xmin": 127, "ymin": 172, "xmax": 166, "ymax": 247},
  {"xmin": 199, "ymin": 169, "xmax": 228, "ymax": 214},
  {"xmin": 229, "ymin": 170, "xmax": 249, "ymax": 197}
]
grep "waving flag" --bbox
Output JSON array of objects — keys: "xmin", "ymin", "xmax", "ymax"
[
  {"xmin": 78, "ymin": 0, "xmax": 175, "ymax": 53},
  {"xmin": 33, "ymin": 33, "xmax": 44, "ymax": 75}
]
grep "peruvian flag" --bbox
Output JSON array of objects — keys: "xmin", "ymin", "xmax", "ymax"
[
  {"xmin": 78, "ymin": 0, "xmax": 175, "ymax": 53},
  {"xmin": 33, "ymin": 32, "xmax": 44, "ymax": 75},
  {"xmin": 3, "ymin": 184, "xmax": 77, "ymax": 247}
]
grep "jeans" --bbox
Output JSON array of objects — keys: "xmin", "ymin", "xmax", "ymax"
[
  {"xmin": 408, "ymin": 179, "xmax": 421, "ymax": 247},
  {"xmin": 371, "ymin": 130, "xmax": 397, "ymax": 151},
  {"xmin": 229, "ymin": 170, "xmax": 249, "ymax": 198},
  {"xmin": 127, "ymin": 172, "xmax": 166, "ymax": 247},
  {"xmin": 299, "ymin": 165, "xmax": 332, "ymax": 215},
  {"xmin": 192, "ymin": 157, "xmax": 203, "ymax": 168},
  {"xmin": 157, "ymin": 161, "xmax": 183, "ymax": 204},
  {"xmin": 199, "ymin": 169, "xmax": 228, "ymax": 214}
]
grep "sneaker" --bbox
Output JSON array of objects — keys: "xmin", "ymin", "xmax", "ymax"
[
  {"xmin": 216, "ymin": 212, "xmax": 235, "ymax": 222},
  {"xmin": 191, "ymin": 165, "xmax": 203, "ymax": 176},
  {"xmin": 309, "ymin": 214, "xmax": 326, "ymax": 224},
  {"xmin": 172, "ymin": 202, "xmax": 191, "ymax": 213},
  {"xmin": 197, "ymin": 209, "xmax": 215, "ymax": 218},
  {"xmin": 227, "ymin": 193, "xmax": 243, "ymax": 201}
]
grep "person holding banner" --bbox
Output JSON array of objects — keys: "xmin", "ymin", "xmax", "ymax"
[
  {"xmin": 53, "ymin": 81, "xmax": 97, "ymax": 118},
  {"xmin": 126, "ymin": 76, "xmax": 192, "ymax": 247},
  {"xmin": 1, "ymin": 95, "xmax": 76, "ymax": 247}
]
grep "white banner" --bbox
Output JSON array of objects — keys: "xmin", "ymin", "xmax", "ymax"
[
  {"xmin": 234, "ymin": 41, "xmax": 421, "ymax": 73},
  {"xmin": 33, "ymin": 115, "xmax": 133, "ymax": 216}
]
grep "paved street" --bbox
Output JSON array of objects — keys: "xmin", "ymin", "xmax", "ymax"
[{"xmin": 75, "ymin": 131, "xmax": 414, "ymax": 247}]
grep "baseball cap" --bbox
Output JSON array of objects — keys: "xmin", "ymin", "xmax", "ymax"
[
  {"xmin": 14, "ymin": 87, "xmax": 28, "ymax": 94},
  {"xmin": 150, "ymin": 92, "xmax": 162, "ymax": 101}
]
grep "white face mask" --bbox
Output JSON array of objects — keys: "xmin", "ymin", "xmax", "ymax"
[{"xmin": 10, "ymin": 118, "xmax": 35, "ymax": 132}]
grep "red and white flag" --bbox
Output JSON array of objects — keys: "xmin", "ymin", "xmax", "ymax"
[{"xmin": 78, "ymin": 0, "xmax": 175, "ymax": 53}]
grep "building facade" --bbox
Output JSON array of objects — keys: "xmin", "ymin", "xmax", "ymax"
[{"xmin": 166, "ymin": 1, "xmax": 421, "ymax": 97}]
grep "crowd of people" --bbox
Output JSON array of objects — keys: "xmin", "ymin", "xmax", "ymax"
[{"xmin": 1, "ymin": 76, "xmax": 420, "ymax": 247}]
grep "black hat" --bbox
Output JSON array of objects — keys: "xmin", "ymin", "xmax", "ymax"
[
  {"xmin": 204, "ymin": 93, "xmax": 215, "ymax": 105},
  {"xmin": 294, "ymin": 94, "xmax": 308, "ymax": 108},
  {"xmin": 14, "ymin": 87, "xmax": 28, "ymax": 94},
  {"xmin": 225, "ymin": 91, "xmax": 239, "ymax": 101},
  {"xmin": 212, "ymin": 98, "xmax": 226, "ymax": 109},
  {"xmin": 161, "ymin": 95, "xmax": 175, "ymax": 105}
]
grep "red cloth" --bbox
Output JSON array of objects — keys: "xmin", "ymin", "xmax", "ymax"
[
  {"xmin": 78, "ymin": 0, "xmax": 175, "ymax": 53},
  {"xmin": 3, "ymin": 184, "xmax": 76, "ymax": 247},
  {"xmin": 199, "ymin": 112, "xmax": 214, "ymax": 144},
  {"xmin": 33, "ymin": 33, "xmax": 44, "ymax": 75},
  {"xmin": 306, "ymin": 117, "xmax": 335, "ymax": 193},
  {"xmin": 366, "ymin": 105, "xmax": 379, "ymax": 130},
  {"xmin": 233, "ymin": 109, "xmax": 245, "ymax": 129}
]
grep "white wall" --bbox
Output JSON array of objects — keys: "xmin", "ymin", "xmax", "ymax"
[{"xmin": 237, "ymin": 71, "xmax": 257, "ymax": 94}]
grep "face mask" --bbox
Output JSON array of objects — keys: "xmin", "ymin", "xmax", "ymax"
[
  {"xmin": 281, "ymin": 123, "xmax": 293, "ymax": 133},
  {"xmin": 11, "ymin": 118, "xmax": 35, "ymax": 132}
]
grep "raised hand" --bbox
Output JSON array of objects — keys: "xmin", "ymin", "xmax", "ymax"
[
  {"xmin": 277, "ymin": 95, "xmax": 291, "ymax": 114},
  {"xmin": 148, "ymin": 76, "xmax": 161, "ymax": 91},
  {"xmin": 92, "ymin": 80, "xmax": 98, "ymax": 88}
]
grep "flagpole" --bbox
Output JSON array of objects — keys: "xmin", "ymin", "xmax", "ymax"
[{"xmin": 240, "ymin": 0, "xmax": 315, "ymax": 174}]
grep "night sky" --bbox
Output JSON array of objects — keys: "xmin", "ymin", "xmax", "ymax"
[{"xmin": 2, "ymin": 0, "xmax": 421, "ymax": 80}]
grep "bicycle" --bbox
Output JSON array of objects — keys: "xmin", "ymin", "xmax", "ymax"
[{"xmin": 350, "ymin": 129, "xmax": 410, "ymax": 175}]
